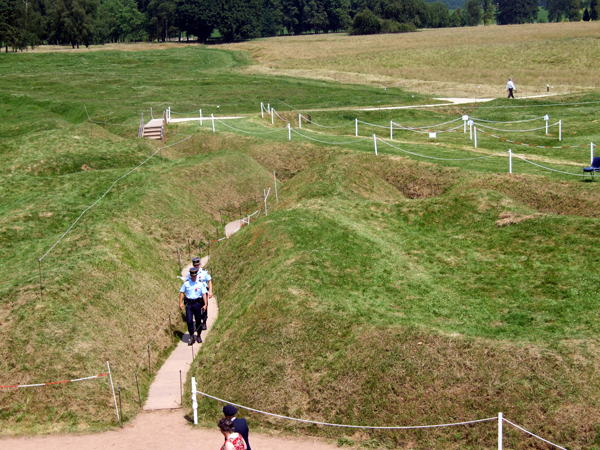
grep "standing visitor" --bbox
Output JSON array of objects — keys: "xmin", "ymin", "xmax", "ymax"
[
  {"xmin": 223, "ymin": 405, "xmax": 251, "ymax": 450},
  {"xmin": 179, "ymin": 266, "xmax": 207, "ymax": 345},
  {"xmin": 506, "ymin": 78, "xmax": 516, "ymax": 98},
  {"xmin": 188, "ymin": 257, "xmax": 213, "ymax": 330},
  {"xmin": 218, "ymin": 418, "xmax": 247, "ymax": 450}
]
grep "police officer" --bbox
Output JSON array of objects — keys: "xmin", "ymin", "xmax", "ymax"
[
  {"xmin": 179, "ymin": 266, "xmax": 208, "ymax": 345},
  {"xmin": 188, "ymin": 257, "xmax": 213, "ymax": 330}
]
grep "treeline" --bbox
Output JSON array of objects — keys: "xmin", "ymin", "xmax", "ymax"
[{"xmin": 1, "ymin": 0, "xmax": 598, "ymax": 49}]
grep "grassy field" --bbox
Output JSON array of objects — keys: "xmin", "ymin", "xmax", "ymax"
[
  {"xmin": 1, "ymin": 35, "xmax": 600, "ymax": 449},
  {"xmin": 222, "ymin": 22, "xmax": 600, "ymax": 97}
]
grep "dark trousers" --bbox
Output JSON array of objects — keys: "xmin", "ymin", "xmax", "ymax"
[
  {"xmin": 200, "ymin": 307, "xmax": 208, "ymax": 326},
  {"xmin": 508, "ymin": 88, "xmax": 514, "ymax": 99},
  {"xmin": 185, "ymin": 301, "xmax": 204, "ymax": 336}
]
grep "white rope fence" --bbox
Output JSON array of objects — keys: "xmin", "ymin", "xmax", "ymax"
[{"xmin": 191, "ymin": 388, "xmax": 568, "ymax": 449}]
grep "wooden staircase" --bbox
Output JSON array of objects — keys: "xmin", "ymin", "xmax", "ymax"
[{"xmin": 142, "ymin": 118, "xmax": 164, "ymax": 141}]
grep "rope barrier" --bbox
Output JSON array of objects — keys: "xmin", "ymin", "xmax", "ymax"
[
  {"xmin": 377, "ymin": 137, "xmax": 505, "ymax": 161},
  {"xmin": 291, "ymin": 129, "xmax": 364, "ymax": 145},
  {"xmin": 472, "ymin": 122, "xmax": 557, "ymax": 133},
  {"xmin": 195, "ymin": 389, "xmax": 497, "ymax": 429},
  {"xmin": 512, "ymin": 154, "xmax": 588, "ymax": 177},
  {"xmin": 214, "ymin": 119, "xmax": 288, "ymax": 135},
  {"xmin": 470, "ymin": 115, "xmax": 547, "ymax": 123},
  {"xmin": 84, "ymin": 106, "xmax": 138, "ymax": 128},
  {"xmin": 477, "ymin": 100, "xmax": 600, "ymax": 110},
  {"xmin": 38, "ymin": 131, "xmax": 192, "ymax": 262},
  {"xmin": 1, "ymin": 373, "xmax": 108, "ymax": 389},
  {"xmin": 392, "ymin": 122, "xmax": 463, "ymax": 134},
  {"xmin": 299, "ymin": 115, "xmax": 354, "ymax": 129},
  {"xmin": 357, "ymin": 120, "xmax": 389, "ymax": 129},
  {"xmin": 273, "ymin": 109, "xmax": 291, "ymax": 123},
  {"xmin": 502, "ymin": 418, "xmax": 567, "ymax": 450},
  {"xmin": 479, "ymin": 129, "xmax": 589, "ymax": 149}
]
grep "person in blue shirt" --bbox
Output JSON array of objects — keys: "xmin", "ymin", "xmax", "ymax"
[
  {"xmin": 188, "ymin": 257, "xmax": 213, "ymax": 330},
  {"xmin": 179, "ymin": 266, "xmax": 208, "ymax": 345}
]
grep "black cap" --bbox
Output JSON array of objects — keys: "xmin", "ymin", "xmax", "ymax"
[
  {"xmin": 192, "ymin": 257, "xmax": 200, "ymax": 265},
  {"xmin": 190, "ymin": 267, "xmax": 199, "ymax": 274},
  {"xmin": 223, "ymin": 405, "xmax": 237, "ymax": 416}
]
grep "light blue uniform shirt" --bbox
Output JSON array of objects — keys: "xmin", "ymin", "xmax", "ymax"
[
  {"xmin": 186, "ymin": 268, "xmax": 212, "ymax": 287},
  {"xmin": 180, "ymin": 279, "xmax": 207, "ymax": 300}
]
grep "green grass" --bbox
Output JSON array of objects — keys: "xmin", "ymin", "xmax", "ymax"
[{"xmin": 1, "ymin": 44, "xmax": 600, "ymax": 449}]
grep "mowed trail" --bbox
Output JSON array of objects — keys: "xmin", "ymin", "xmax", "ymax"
[{"xmin": 0, "ymin": 219, "xmax": 343, "ymax": 450}]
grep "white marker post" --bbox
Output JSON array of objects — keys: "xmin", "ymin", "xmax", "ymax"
[
  {"xmin": 373, "ymin": 134, "xmax": 378, "ymax": 155},
  {"xmin": 271, "ymin": 108, "xmax": 274, "ymax": 125},
  {"xmin": 274, "ymin": 171, "xmax": 278, "ymax": 203},
  {"xmin": 474, "ymin": 126, "xmax": 478, "ymax": 148},
  {"xmin": 211, "ymin": 114, "xmax": 215, "ymax": 132},
  {"xmin": 498, "ymin": 412, "xmax": 503, "ymax": 450},
  {"xmin": 559, "ymin": 120, "xmax": 562, "ymax": 141},
  {"xmin": 261, "ymin": 103, "xmax": 264, "ymax": 118},
  {"xmin": 288, "ymin": 123, "xmax": 291, "ymax": 141},
  {"xmin": 544, "ymin": 114, "xmax": 549, "ymax": 134},
  {"xmin": 191, "ymin": 377, "xmax": 198, "ymax": 425},
  {"xmin": 264, "ymin": 189, "xmax": 268, "ymax": 216},
  {"xmin": 462, "ymin": 115, "xmax": 469, "ymax": 133},
  {"xmin": 199, "ymin": 109, "xmax": 203, "ymax": 126},
  {"xmin": 107, "ymin": 361, "xmax": 120, "ymax": 423},
  {"xmin": 355, "ymin": 118, "xmax": 358, "ymax": 137},
  {"xmin": 390, "ymin": 120, "xmax": 393, "ymax": 140},
  {"xmin": 509, "ymin": 149, "xmax": 512, "ymax": 173},
  {"xmin": 299, "ymin": 114, "xmax": 302, "ymax": 128},
  {"xmin": 592, "ymin": 142, "xmax": 595, "ymax": 164},
  {"xmin": 469, "ymin": 120, "xmax": 473, "ymax": 140}
]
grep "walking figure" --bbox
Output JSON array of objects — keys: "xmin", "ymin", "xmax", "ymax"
[
  {"xmin": 506, "ymin": 78, "xmax": 516, "ymax": 99},
  {"xmin": 179, "ymin": 266, "xmax": 207, "ymax": 345}
]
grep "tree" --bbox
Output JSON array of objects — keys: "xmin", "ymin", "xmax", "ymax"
[
  {"xmin": 546, "ymin": 0, "xmax": 566, "ymax": 21},
  {"xmin": 449, "ymin": 5, "xmax": 463, "ymax": 25},
  {"xmin": 591, "ymin": 0, "xmax": 599, "ymax": 19},
  {"xmin": 495, "ymin": 0, "xmax": 538, "ymax": 24},
  {"xmin": 583, "ymin": 6, "xmax": 590, "ymax": 19},
  {"xmin": 427, "ymin": 1, "xmax": 449, "ymax": 27},
  {"xmin": 326, "ymin": 0, "xmax": 351, "ymax": 31},
  {"xmin": 349, "ymin": 7, "xmax": 380, "ymax": 33},
  {"xmin": 464, "ymin": 0, "xmax": 481, "ymax": 25},
  {"xmin": 146, "ymin": 0, "xmax": 177, "ymax": 41},
  {"xmin": 174, "ymin": 0, "xmax": 213, "ymax": 42},
  {"xmin": 568, "ymin": 0, "xmax": 581, "ymax": 20},
  {"xmin": 482, "ymin": 0, "xmax": 493, "ymax": 24}
]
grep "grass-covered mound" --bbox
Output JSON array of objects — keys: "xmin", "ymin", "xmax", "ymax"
[{"xmin": 194, "ymin": 152, "xmax": 600, "ymax": 449}]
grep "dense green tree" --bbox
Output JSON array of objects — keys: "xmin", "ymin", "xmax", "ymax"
[
  {"xmin": 97, "ymin": 0, "xmax": 145, "ymax": 42},
  {"xmin": 350, "ymin": 7, "xmax": 380, "ymax": 33},
  {"xmin": 449, "ymin": 5, "xmax": 463, "ymax": 25},
  {"xmin": 463, "ymin": 0, "xmax": 481, "ymax": 25},
  {"xmin": 327, "ymin": 0, "xmax": 351, "ymax": 31},
  {"xmin": 47, "ymin": 0, "xmax": 98, "ymax": 47},
  {"xmin": 495, "ymin": 0, "xmax": 537, "ymax": 24},
  {"xmin": 304, "ymin": 0, "xmax": 328, "ymax": 31},
  {"xmin": 146, "ymin": 0, "xmax": 177, "ymax": 41},
  {"xmin": 482, "ymin": 0, "xmax": 493, "ymax": 24},
  {"xmin": 591, "ymin": 0, "xmax": 599, "ymax": 19},
  {"xmin": 546, "ymin": 0, "xmax": 566, "ymax": 21},
  {"xmin": 174, "ymin": 0, "xmax": 213, "ymax": 42},
  {"xmin": 213, "ymin": 0, "xmax": 263, "ymax": 41},
  {"xmin": 427, "ymin": 1, "xmax": 449, "ymax": 27},
  {"xmin": 568, "ymin": 0, "xmax": 581, "ymax": 20},
  {"xmin": 281, "ymin": 0, "xmax": 304, "ymax": 33},
  {"xmin": 583, "ymin": 6, "xmax": 590, "ymax": 19}
]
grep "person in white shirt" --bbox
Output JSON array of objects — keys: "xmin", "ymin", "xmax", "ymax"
[{"xmin": 506, "ymin": 78, "xmax": 516, "ymax": 98}]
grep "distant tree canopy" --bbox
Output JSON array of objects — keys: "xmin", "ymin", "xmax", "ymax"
[{"xmin": 495, "ymin": 0, "xmax": 538, "ymax": 24}]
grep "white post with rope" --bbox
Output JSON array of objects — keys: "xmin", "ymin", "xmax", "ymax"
[
  {"xmin": 355, "ymin": 118, "xmax": 358, "ymax": 137},
  {"xmin": 463, "ymin": 115, "xmax": 468, "ymax": 133},
  {"xmin": 469, "ymin": 120, "xmax": 473, "ymax": 139},
  {"xmin": 498, "ymin": 412, "xmax": 503, "ymax": 450},
  {"xmin": 299, "ymin": 114, "xmax": 302, "ymax": 128},
  {"xmin": 509, "ymin": 149, "xmax": 512, "ymax": 174},
  {"xmin": 267, "ymin": 103, "xmax": 270, "ymax": 113},
  {"xmin": 199, "ymin": 110, "xmax": 202, "ymax": 126},
  {"xmin": 261, "ymin": 103, "xmax": 264, "ymax": 118},
  {"xmin": 545, "ymin": 114, "xmax": 549, "ymax": 134},
  {"xmin": 274, "ymin": 171, "xmax": 278, "ymax": 203},
  {"xmin": 390, "ymin": 121, "xmax": 393, "ymax": 140},
  {"xmin": 559, "ymin": 120, "xmax": 562, "ymax": 141},
  {"xmin": 373, "ymin": 134, "xmax": 378, "ymax": 156},
  {"xmin": 592, "ymin": 142, "xmax": 595, "ymax": 164},
  {"xmin": 474, "ymin": 126, "xmax": 478, "ymax": 148},
  {"xmin": 107, "ymin": 361, "xmax": 120, "ymax": 423},
  {"xmin": 211, "ymin": 114, "xmax": 215, "ymax": 133},
  {"xmin": 191, "ymin": 377, "xmax": 198, "ymax": 425},
  {"xmin": 264, "ymin": 189, "xmax": 268, "ymax": 216},
  {"xmin": 288, "ymin": 123, "xmax": 291, "ymax": 141},
  {"xmin": 271, "ymin": 108, "xmax": 274, "ymax": 125}
]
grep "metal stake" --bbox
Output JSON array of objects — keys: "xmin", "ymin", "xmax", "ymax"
[
  {"xmin": 177, "ymin": 247, "xmax": 182, "ymax": 272},
  {"xmin": 274, "ymin": 171, "xmax": 278, "ymax": 203},
  {"xmin": 188, "ymin": 239, "xmax": 191, "ymax": 259},
  {"xmin": 135, "ymin": 373, "xmax": 141, "ymax": 406},
  {"xmin": 169, "ymin": 314, "xmax": 172, "ymax": 343},
  {"xmin": 38, "ymin": 259, "xmax": 43, "ymax": 300},
  {"xmin": 148, "ymin": 345, "xmax": 151, "ymax": 376},
  {"xmin": 118, "ymin": 386, "xmax": 123, "ymax": 426}
]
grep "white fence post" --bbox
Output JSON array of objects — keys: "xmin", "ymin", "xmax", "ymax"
[
  {"xmin": 469, "ymin": 120, "xmax": 473, "ymax": 140},
  {"xmin": 199, "ymin": 109, "xmax": 202, "ymax": 126},
  {"xmin": 107, "ymin": 361, "xmax": 120, "ymax": 423},
  {"xmin": 261, "ymin": 103, "xmax": 264, "ymax": 118},
  {"xmin": 373, "ymin": 134, "xmax": 378, "ymax": 155},
  {"xmin": 509, "ymin": 149, "xmax": 512, "ymax": 173},
  {"xmin": 463, "ymin": 115, "xmax": 468, "ymax": 133},
  {"xmin": 288, "ymin": 123, "xmax": 291, "ymax": 141},
  {"xmin": 390, "ymin": 120, "xmax": 393, "ymax": 140},
  {"xmin": 267, "ymin": 103, "xmax": 270, "ymax": 113},
  {"xmin": 498, "ymin": 412, "xmax": 503, "ymax": 450},
  {"xmin": 299, "ymin": 114, "xmax": 302, "ymax": 129},
  {"xmin": 264, "ymin": 189, "xmax": 268, "ymax": 216},
  {"xmin": 191, "ymin": 377, "xmax": 198, "ymax": 425},
  {"xmin": 271, "ymin": 108, "xmax": 274, "ymax": 125},
  {"xmin": 474, "ymin": 126, "xmax": 478, "ymax": 148},
  {"xmin": 274, "ymin": 171, "xmax": 278, "ymax": 203},
  {"xmin": 559, "ymin": 120, "xmax": 562, "ymax": 141},
  {"xmin": 592, "ymin": 142, "xmax": 595, "ymax": 164},
  {"xmin": 355, "ymin": 118, "xmax": 358, "ymax": 137},
  {"xmin": 211, "ymin": 114, "xmax": 215, "ymax": 132},
  {"xmin": 545, "ymin": 114, "xmax": 549, "ymax": 134}
]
